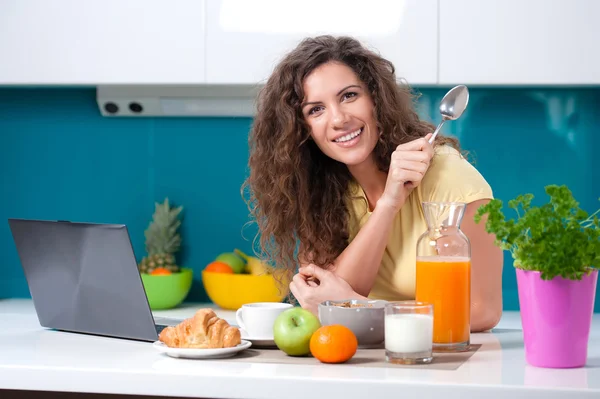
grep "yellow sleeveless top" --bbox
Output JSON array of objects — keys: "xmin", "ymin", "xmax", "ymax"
[{"xmin": 346, "ymin": 145, "xmax": 493, "ymax": 301}]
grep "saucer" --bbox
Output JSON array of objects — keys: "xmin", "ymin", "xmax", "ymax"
[
  {"xmin": 153, "ymin": 340, "xmax": 252, "ymax": 359},
  {"xmin": 240, "ymin": 330, "xmax": 277, "ymax": 348}
]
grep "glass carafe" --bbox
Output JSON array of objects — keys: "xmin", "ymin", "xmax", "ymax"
[{"xmin": 415, "ymin": 201, "xmax": 471, "ymax": 352}]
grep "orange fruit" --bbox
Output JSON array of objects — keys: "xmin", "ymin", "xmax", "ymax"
[
  {"xmin": 205, "ymin": 261, "xmax": 234, "ymax": 274},
  {"xmin": 150, "ymin": 267, "xmax": 172, "ymax": 276},
  {"xmin": 310, "ymin": 325, "xmax": 358, "ymax": 364}
]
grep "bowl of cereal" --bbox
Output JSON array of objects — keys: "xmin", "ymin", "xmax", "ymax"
[{"xmin": 318, "ymin": 299, "xmax": 387, "ymax": 347}]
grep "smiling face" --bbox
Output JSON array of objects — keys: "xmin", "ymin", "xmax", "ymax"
[{"xmin": 301, "ymin": 61, "xmax": 379, "ymax": 168}]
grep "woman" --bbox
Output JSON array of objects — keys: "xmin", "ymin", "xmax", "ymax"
[{"xmin": 243, "ymin": 35, "xmax": 503, "ymax": 332}]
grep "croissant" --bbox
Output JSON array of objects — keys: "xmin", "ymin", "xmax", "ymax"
[{"xmin": 158, "ymin": 308, "xmax": 241, "ymax": 349}]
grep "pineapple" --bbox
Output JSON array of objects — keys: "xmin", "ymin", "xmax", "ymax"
[{"xmin": 138, "ymin": 198, "xmax": 183, "ymax": 274}]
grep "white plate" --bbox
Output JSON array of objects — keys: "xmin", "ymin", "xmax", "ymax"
[
  {"xmin": 153, "ymin": 340, "xmax": 252, "ymax": 359},
  {"xmin": 240, "ymin": 330, "xmax": 277, "ymax": 348}
]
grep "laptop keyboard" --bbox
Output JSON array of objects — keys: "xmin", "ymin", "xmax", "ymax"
[{"xmin": 155, "ymin": 324, "xmax": 168, "ymax": 335}]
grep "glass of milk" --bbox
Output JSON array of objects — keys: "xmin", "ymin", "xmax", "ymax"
[{"xmin": 384, "ymin": 301, "xmax": 434, "ymax": 364}]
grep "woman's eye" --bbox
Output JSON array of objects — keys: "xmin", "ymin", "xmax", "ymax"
[
  {"xmin": 308, "ymin": 106, "xmax": 324, "ymax": 115},
  {"xmin": 342, "ymin": 92, "xmax": 358, "ymax": 101}
]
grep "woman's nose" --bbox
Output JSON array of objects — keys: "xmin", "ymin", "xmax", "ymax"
[{"xmin": 330, "ymin": 106, "xmax": 349, "ymax": 128}]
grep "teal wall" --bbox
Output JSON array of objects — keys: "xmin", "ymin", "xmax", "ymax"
[{"xmin": 1, "ymin": 87, "xmax": 599, "ymax": 311}]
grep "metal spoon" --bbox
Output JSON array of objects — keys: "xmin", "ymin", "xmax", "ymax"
[{"xmin": 428, "ymin": 85, "xmax": 470, "ymax": 144}]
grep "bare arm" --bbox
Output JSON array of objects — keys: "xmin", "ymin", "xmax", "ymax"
[
  {"xmin": 299, "ymin": 136, "xmax": 434, "ymax": 296},
  {"xmin": 293, "ymin": 198, "xmax": 504, "ymax": 320},
  {"xmin": 462, "ymin": 199, "xmax": 504, "ymax": 332},
  {"xmin": 321, "ymin": 201, "xmax": 397, "ymax": 296}
]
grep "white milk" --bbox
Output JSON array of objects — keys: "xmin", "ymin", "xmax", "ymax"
[{"xmin": 384, "ymin": 313, "xmax": 433, "ymax": 353}]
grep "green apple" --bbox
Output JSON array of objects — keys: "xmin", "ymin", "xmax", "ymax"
[
  {"xmin": 273, "ymin": 307, "xmax": 321, "ymax": 356},
  {"xmin": 215, "ymin": 252, "xmax": 246, "ymax": 274}
]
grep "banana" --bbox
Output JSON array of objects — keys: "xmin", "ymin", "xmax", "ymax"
[{"xmin": 234, "ymin": 249, "xmax": 272, "ymax": 276}]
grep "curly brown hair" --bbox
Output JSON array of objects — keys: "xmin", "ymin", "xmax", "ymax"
[{"xmin": 242, "ymin": 35, "xmax": 459, "ymax": 287}]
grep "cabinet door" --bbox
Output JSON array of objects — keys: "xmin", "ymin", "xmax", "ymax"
[
  {"xmin": 439, "ymin": 0, "xmax": 600, "ymax": 85},
  {"xmin": 0, "ymin": 0, "xmax": 205, "ymax": 85},
  {"xmin": 205, "ymin": 0, "xmax": 438, "ymax": 85}
]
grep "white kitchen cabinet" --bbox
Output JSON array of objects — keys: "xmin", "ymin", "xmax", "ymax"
[
  {"xmin": 0, "ymin": 0, "xmax": 206, "ymax": 85},
  {"xmin": 3, "ymin": 0, "xmax": 597, "ymax": 89},
  {"xmin": 439, "ymin": 0, "xmax": 600, "ymax": 85},
  {"xmin": 205, "ymin": 0, "xmax": 439, "ymax": 86}
]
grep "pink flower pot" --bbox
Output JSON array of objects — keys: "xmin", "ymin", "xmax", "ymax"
[{"xmin": 516, "ymin": 268, "xmax": 598, "ymax": 368}]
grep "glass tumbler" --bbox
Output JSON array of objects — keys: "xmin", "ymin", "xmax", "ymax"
[{"xmin": 384, "ymin": 301, "xmax": 434, "ymax": 364}]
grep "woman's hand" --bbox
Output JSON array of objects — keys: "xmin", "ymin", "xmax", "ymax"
[
  {"xmin": 378, "ymin": 133, "xmax": 434, "ymax": 212},
  {"xmin": 289, "ymin": 264, "xmax": 367, "ymax": 315}
]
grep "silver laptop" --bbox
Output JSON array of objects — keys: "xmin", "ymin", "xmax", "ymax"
[{"xmin": 8, "ymin": 218, "xmax": 182, "ymax": 342}]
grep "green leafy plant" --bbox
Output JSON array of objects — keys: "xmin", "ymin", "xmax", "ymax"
[{"xmin": 474, "ymin": 184, "xmax": 600, "ymax": 281}]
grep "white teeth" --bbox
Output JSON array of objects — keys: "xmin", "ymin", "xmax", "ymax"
[{"xmin": 334, "ymin": 128, "xmax": 362, "ymax": 143}]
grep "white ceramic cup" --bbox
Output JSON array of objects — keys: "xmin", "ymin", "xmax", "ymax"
[{"xmin": 235, "ymin": 302, "xmax": 293, "ymax": 338}]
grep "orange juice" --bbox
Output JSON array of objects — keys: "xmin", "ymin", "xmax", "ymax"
[{"xmin": 415, "ymin": 256, "xmax": 471, "ymax": 348}]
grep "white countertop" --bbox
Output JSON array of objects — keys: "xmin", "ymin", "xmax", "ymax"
[{"xmin": 1, "ymin": 298, "xmax": 599, "ymax": 399}]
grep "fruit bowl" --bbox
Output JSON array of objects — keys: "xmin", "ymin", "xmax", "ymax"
[
  {"xmin": 141, "ymin": 268, "xmax": 193, "ymax": 310},
  {"xmin": 202, "ymin": 270, "xmax": 290, "ymax": 310}
]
